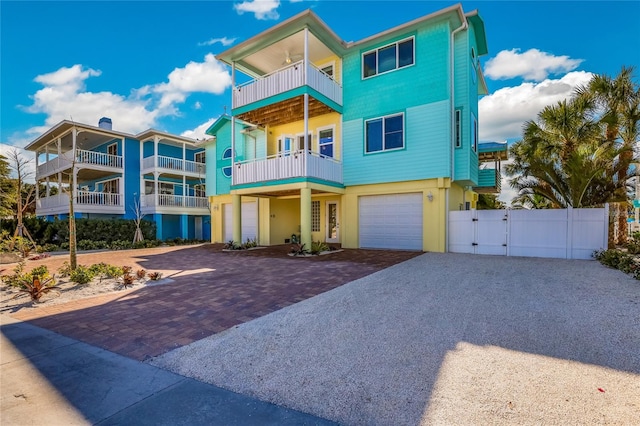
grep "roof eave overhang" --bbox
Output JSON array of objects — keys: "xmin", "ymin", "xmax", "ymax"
[
  {"xmin": 135, "ymin": 129, "xmax": 199, "ymax": 145},
  {"xmin": 24, "ymin": 120, "xmax": 133, "ymax": 152},
  {"xmin": 216, "ymin": 10, "xmax": 348, "ymax": 76},
  {"xmin": 348, "ymin": 3, "xmax": 463, "ymax": 50},
  {"xmin": 465, "ymin": 11, "xmax": 488, "ymax": 56}
]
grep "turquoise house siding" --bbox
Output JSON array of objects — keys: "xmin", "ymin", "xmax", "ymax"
[
  {"xmin": 205, "ymin": 141, "xmax": 217, "ymax": 197},
  {"xmin": 343, "ymin": 22, "xmax": 450, "ymax": 123},
  {"xmin": 343, "ymin": 100, "xmax": 450, "ymax": 185}
]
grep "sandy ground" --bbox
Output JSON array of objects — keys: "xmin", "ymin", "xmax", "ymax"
[{"xmin": 151, "ymin": 253, "xmax": 640, "ymax": 426}]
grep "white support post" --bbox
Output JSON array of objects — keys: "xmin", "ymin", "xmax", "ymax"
[
  {"xmin": 140, "ymin": 139, "xmax": 144, "ymax": 198},
  {"xmin": 183, "ymin": 175, "xmax": 186, "ymax": 207},
  {"xmin": 231, "ymin": 116, "xmax": 235, "ymax": 185},
  {"xmin": 182, "ymin": 143, "xmax": 186, "ymax": 171},
  {"xmin": 154, "ymin": 136, "xmax": 159, "ymax": 169},
  {"xmin": 72, "ymin": 128, "xmax": 77, "ymax": 203},
  {"xmin": 304, "ymin": 28, "xmax": 309, "ymax": 86},
  {"xmin": 154, "ymin": 172, "xmax": 159, "ymax": 207}
]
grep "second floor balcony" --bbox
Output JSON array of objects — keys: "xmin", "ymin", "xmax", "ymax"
[
  {"xmin": 233, "ymin": 150, "xmax": 342, "ymax": 187},
  {"xmin": 474, "ymin": 168, "xmax": 502, "ymax": 194},
  {"xmin": 233, "ymin": 61, "xmax": 342, "ymax": 110},
  {"xmin": 141, "ymin": 155, "xmax": 206, "ymax": 177},
  {"xmin": 141, "ymin": 194, "xmax": 209, "ymax": 214}
]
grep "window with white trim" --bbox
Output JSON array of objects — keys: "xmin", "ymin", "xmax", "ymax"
[
  {"xmin": 311, "ymin": 201, "xmax": 321, "ymax": 232},
  {"xmin": 318, "ymin": 127, "xmax": 334, "ymax": 158},
  {"xmin": 362, "ymin": 37, "xmax": 414, "ymax": 79},
  {"xmin": 222, "ymin": 167, "xmax": 232, "ymax": 178},
  {"xmin": 365, "ymin": 113, "xmax": 404, "ymax": 153},
  {"xmin": 455, "ymin": 109, "xmax": 462, "ymax": 148},
  {"xmin": 222, "ymin": 148, "xmax": 232, "ymax": 159},
  {"xmin": 195, "ymin": 151, "xmax": 205, "ymax": 163}
]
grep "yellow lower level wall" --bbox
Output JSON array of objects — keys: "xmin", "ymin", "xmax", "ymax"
[
  {"xmin": 342, "ymin": 178, "xmax": 451, "ymax": 253},
  {"xmin": 209, "ymin": 178, "xmax": 470, "ymax": 252}
]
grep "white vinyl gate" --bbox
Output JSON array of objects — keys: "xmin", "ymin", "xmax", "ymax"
[{"xmin": 449, "ymin": 206, "xmax": 609, "ymax": 260}]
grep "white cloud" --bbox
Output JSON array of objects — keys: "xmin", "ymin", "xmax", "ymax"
[
  {"xmin": 152, "ymin": 53, "xmax": 231, "ymax": 111},
  {"xmin": 485, "ymin": 49, "xmax": 583, "ymax": 81},
  {"xmin": 479, "ymin": 71, "xmax": 593, "ymax": 142},
  {"xmin": 198, "ymin": 36, "xmax": 237, "ymax": 47},
  {"xmin": 194, "ymin": 101, "xmax": 202, "ymax": 110},
  {"xmin": 234, "ymin": 0, "xmax": 280, "ymax": 20},
  {"xmin": 181, "ymin": 118, "xmax": 217, "ymax": 141},
  {"xmin": 24, "ymin": 65, "xmax": 158, "ymax": 136}
]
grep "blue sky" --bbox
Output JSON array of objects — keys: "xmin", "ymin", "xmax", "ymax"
[{"xmin": 2, "ymin": 0, "xmax": 639, "ymax": 152}]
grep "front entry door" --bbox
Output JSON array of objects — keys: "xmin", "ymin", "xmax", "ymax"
[{"xmin": 326, "ymin": 201, "xmax": 339, "ymax": 243}]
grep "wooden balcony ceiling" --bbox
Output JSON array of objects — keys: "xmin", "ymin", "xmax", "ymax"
[
  {"xmin": 236, "ymin": 187, "xmax": 339, "ymax": 197},
  {"xmin": 236, "ymin": 95, "xmax": 336, "ymax": 127}
]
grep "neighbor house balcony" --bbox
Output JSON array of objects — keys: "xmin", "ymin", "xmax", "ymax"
[
  {"xmin": 141, "ymin": 194, "xmax": 209, "ymax": 215},
  {"xmin": 141, "ymin": 155, "xmax": 206, "ymax": 177},
  {"xmin": 233, "ymin": 61, "xmax": 342, "ymax": 110},
  {"xmin": 233, "ymin": 150, "xmax": 342, "ymax": 187},
  {"xmin": 474, "ymin": 168, "xmax": 501, "ymax": 194},
  {"xmin": 36, "ymin": 191, "xmax": 125, "ymax": 216},
  {"xmin": 36, "ymin": 149, "xmax": 123, "ymax": 179}
]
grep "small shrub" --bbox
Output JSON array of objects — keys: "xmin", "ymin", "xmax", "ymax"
[
  {"xmin": 88, "ymin": 262, "xmax": 111, "ymax": 282},
  {"xmin": 242, "ymin": 238, "xmax": 258, "ymax": 249},
  {"xmin": 594, "ymin": 249, "xmax": 640, "ymax": 279},
  {"xmin": 69, "ymin": 265, "xmax": 96, "ymax": 285},
  {"xmin": 310, "ymin": 241, "xmax": 329, "ymax": 255},
  {"xmin": 30, "ymin": 265, "xmax": 51, "ymax": 281},
  {"xmin": 105, "ymin": 265, "xmax": 124, "ymax": 279},
  {"xmin": 224, "ymin": 240, "xmax": 241, "ymax": 250},
  {"xmin": 120, "ymin": 272, "xmax": 135, "ymax": 289},
  {"xmin": 148, "ymin": 272, "xmax": 163, "ymax": 281},
  {"xmin": 627, "ymin": 239, "xmax": 640, "ymax": 255},
  {"xmin": 17, "ymin": 276, "xmax": 60, "ymax": 303},
  {"xmin": 39, "ymin": 243, "xmax": 60, "ymax": 253},
  {"xmin": 57, "ymin": 261, "xmax": 72, "ymax": 277},
  {"xmin": 136, "ymin": 269, "xmax": 147, "ymax": 280},
  {"xmin": 2, "ymin": 262, "xmax": 30, "ymax": 288},
  {"xmin": 290, "ymin": 243, "xmax": 309, "ymax": 256}
]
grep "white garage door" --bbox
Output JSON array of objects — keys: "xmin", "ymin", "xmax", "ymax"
[
  {"xmin": 223, "ymin": 202, "xmax": 258, "ymax": 242},
  {"xmin": 359, "ymin": 193, "xmax": 423, "ymax": 250}
]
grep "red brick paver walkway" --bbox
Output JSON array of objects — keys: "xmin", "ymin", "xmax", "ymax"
[{"xmin": 8, "ymin": 245, "xmax": 419, "ymax": 361}]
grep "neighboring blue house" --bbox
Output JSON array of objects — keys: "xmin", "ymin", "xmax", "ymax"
[
  {"xmin": 25, "ymin": 118, "xmax": 210, "ymax": 241},
  {"xmin": 203, "ymin": 4, "xmax": 502, "ymax": 251}
]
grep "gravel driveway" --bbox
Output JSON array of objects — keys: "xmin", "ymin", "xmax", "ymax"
[{"xmin": 150, "ymin": 253, "xmax": 640, "ymax": 425}]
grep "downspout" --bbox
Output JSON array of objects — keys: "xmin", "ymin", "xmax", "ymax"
[
  {"xmin": 231, "ymin": 61, "xmax": 236, "ymax": 186},
  {"xmin": 446, "ymin": 8, "xmax": 468, "ymax": 252}
]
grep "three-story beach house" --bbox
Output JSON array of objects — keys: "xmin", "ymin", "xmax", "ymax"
[
  {"xmin": 205, "ymin": 4, "xmax": 501, "ymax": 251},
  {"xmin": 25, "ymin": 118, "xmax": 211, "ymax": 241}
]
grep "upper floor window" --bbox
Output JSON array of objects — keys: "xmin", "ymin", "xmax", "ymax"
[
  {"xmin": 455, "ymin": 110, "xmax": 462, "ymax": 148},
  {"xmin": 222, "ymin": 148, "xmax": 232, "ymax": 159},
  {"xmin": 365, "ymin": 113, "xmax": 404, "ymax": 153},
  {"xmin": 195, "ymin": 151, "xmax": 205, "ymax": 163},
  {"xmin": 362, "ymin": 37, "xmax": 414, "ymax": 79}
]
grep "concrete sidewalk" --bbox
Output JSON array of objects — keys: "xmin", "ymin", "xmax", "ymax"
[{"xmin": 0, "ymin": 315, "xmax": 335, "ymax": 425}]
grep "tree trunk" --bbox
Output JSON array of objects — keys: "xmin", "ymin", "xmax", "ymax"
[{"xmin": 69, "ymin": 192, "xmax": 77, "ymax": 270}]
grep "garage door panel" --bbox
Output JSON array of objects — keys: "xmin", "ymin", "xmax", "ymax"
[
  {"xmin": 359, "ymin": 193, "xmax": 423, "ymax": 250},
  {"xmin": 223, "ymin": 202, "xmax": 257, "ymax": 242}
]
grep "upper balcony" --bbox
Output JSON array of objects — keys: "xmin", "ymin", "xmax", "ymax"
[
  {"xmin": 474, "ymin": 142, "xmax": 508, "ymax": 194},
  {"xmin": 233, "ymin": 61, "xmax": 342, "ymax": 110},
  {"xmin": 474, "ymin": 168, "xmax": 502, "ymax": 194}
]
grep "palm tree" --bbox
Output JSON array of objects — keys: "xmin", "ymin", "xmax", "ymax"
[
  {"xmin": 576, "ymin": 66, "xmax": 639, "ymax": 243},
  {"xmin": 506, "ymin": 96, "xmax": 634, "ymax": 208}
]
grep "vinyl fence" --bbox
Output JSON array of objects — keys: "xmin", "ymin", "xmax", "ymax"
[{"xmin": 449, "ymin": 206, "xmax": 609, "ymax": 260}]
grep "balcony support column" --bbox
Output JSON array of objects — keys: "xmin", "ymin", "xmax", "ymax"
[
  {"xmin": 232, "ymin": 194, "xmax": 242, "ymax": 243},
  {"xmin": 300, "ymin": 187, "xmax": 312, "ymax": 250},
  {"xmin": 154, "ymin": 172, "xmax": 159, "ymax": 207},
  {"xmin": 183, "ymin": 175, "xmax": 186, "ymax": 207},
  {"xmin": 304, "ymin": 27, "xmax": 309, "ymax": 85},
  {"xmin": 71, "ymin": 128, "xmax": 77, "ymax": 204},
  {"xmin": 304, "ymin": 92, "xmax": 309, "ymax": 174}
]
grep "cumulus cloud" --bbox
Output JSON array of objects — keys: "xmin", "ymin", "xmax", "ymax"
[
  {"xmin": 181, "ymin": 118, "xmax": 217, "ymax": 140},
  {"xmin": 234, "ymin": 0, "xmax": 280, "ymax": 20},
  {"xmin": 152, "ymin": 53, "xmax": 231, "ymax": 111},
  {"xmin": 24, "ymin": 64, "xmax": 158, "ymax": 136},
  {"xmin": 479, "ymin": 71, "xmax": 593, "ymax": 142},
  {"xmin": 485, "ymin": 48, "xmax": 583, "ymax": 81},
  {"xmin": 198, "ymin": 36, "xmax": 237, "ymax": 47}
]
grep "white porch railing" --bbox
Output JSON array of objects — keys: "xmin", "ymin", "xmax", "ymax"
[
  {"xmin": 141, "ymin": 194, "xmax": 209, "ymax": 209},
  {"xmin": 36, "ymin": 191, "xmax": 123, "ymax": 212},
  {"xmin": 141, "ymin": 155, "xmax": 206, "ymax": 174},
  {"xmin": 76, "ymin": 149, "xmax": 123, "ymax": 168},
  {"xmin": 233, "ymin": 61, "xmax": 342, "ymax": 109},
  {"xmin": 233, "ymin": 150, "xmax": 343, "ymax": 186},
  {"xmin": 76, "ymin": 191, "xmax": 123, "ymax": 206},
  {"xmin": 37, "ymin": 150, "xmax": 123, "ymax": 178}
]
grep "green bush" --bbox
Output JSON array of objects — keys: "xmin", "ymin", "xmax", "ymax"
[
  {"xmin": 594, "ymin": 249, "xmax": 639, "ymax": 278},
  {"xmin": 69, "ymin": 265, "xmax": 95, "ymax": 285}
]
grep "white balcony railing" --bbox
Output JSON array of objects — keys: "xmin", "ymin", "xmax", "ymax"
[
  {"xmin": 141, "ymin": 155, "xmax": 206, "ymax": 174},
  {"xmin": 36, "ymin": 191, "xmax": 124, "ymax": 212},
  {"xmin": 37, "ymin": 150, "xmax": 123, "ymax": 178},
  {"xmin": 233, "ymin": 61, "xmax": 342, "ymax": 109},
  {"xmin": 233, "ymin": 150, "xmax": 343, "ymax": 186},
  {"xmin": 141, "ymin": 194, "xmax": 209, "ymax": 209}
]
